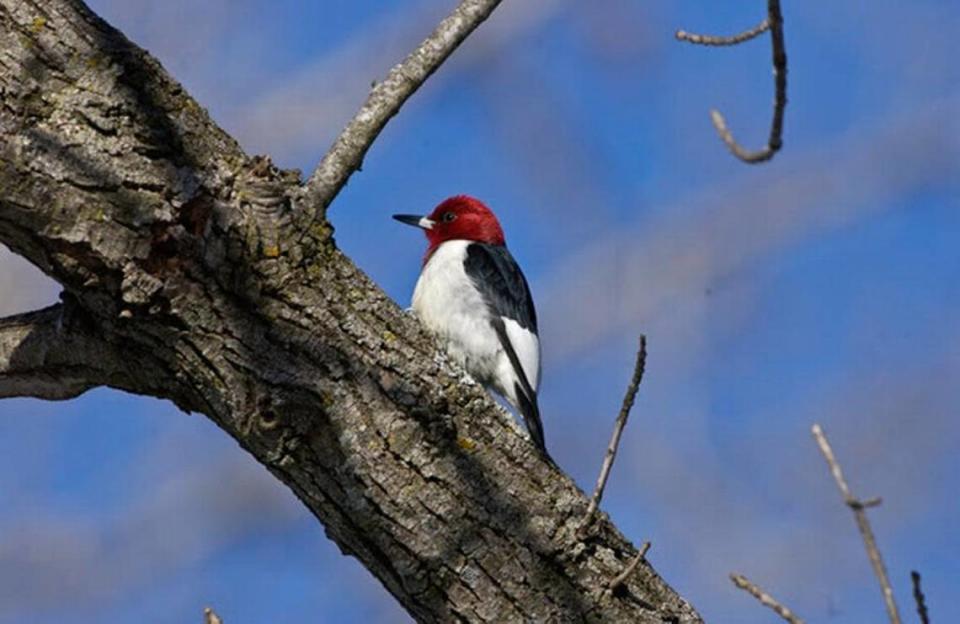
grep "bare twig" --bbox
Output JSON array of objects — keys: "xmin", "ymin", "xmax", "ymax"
[
  {"xmin": 301, "ymin": 0, "xmax": 502, "ymax": 219},
  {"xmin": 204, "ymin": 607, "xmax": 223, "ymax": 624},
  {"xmin": 677, "ymin": 0, "xmax": 787, "ymax": 163},
  {"xmin": 675, "ymin": 19, "xmax": 770, "ymax": 46},
  {"xmin": 580, "ymin": 336, "xmax": 647, "ymax": 532},
  {"xmin": 911, "ymin": 571, "xmax": 930, "ymax": 624},
  {"xmin": 730, "ymin": 573, "xmax": 805, "ymax": 624},
  {"xmin": 811, "ymin": 424, "xmax": 901, "ymax": 624},
  {"xmin": 608, "ymin": 541, "xmax": 651, "ymax": 592}
]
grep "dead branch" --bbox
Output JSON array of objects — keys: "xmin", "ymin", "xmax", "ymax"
[
  {"xmin": 911, "ymin": 571, "xmax": 930, "ymax": 624},
  {"xmin": 730, "ymin": 573, "xmax": 804, "ymax": 624},
  {"xmin": 607, "ymin": 541, "xmax": 651, "ymax": 593},
  {"xmin": 675, "ymin": 19, "xmax": 770, "ymax": 46},
  {"xmin": 677, "ymin": 0, "xmax": 787, "ymax": 163},
  {"xmin": 203, "ymin": 607, "xmax": 222, "ymax": 624},
  {"xmin": 580, "ymin": 336, "xmax": 647, "ymax": 533},
  {"xmin": 811, "ymin": 424, "xmax": 901, "ymax": 624},
  {"xmin": 301, "ymin": 0, "xmax": 503, "ymax": 218}
]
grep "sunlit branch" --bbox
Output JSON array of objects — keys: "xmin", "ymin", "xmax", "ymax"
[
  {"xmin": 677, "ymin": 0, "xmax": 787, "ymax": 163},
  {"xmin": 812, "ymin": 424, "xmax": 901, "ymax": 624},
  {"xmin": 301, "ymin": 0, "xmax": 503, "ymax": 221},
  {"xmin": 675, "ymin": 18, "xmax": 769, "ymax": 46},
  {"xmin": 730, "ymin": 573, "xmax": 805, "ymax": 624},
  {"xmin": 580, "ymin": 335, "xmax": 647, "ymax": 533}
]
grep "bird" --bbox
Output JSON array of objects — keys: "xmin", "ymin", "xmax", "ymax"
[{"xmin": 393, "ymin": 195, "xmax": 549, "ymax": 459}]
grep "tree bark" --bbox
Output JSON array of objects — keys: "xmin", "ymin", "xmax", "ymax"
[{"xmin": 0, "ymin": 1, "xmax": 703, "ymax": 622}]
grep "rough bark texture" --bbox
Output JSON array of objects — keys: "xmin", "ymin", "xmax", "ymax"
[{"xmin": 0, "ymin": 2, "xmax": 703, "ymax": 622}]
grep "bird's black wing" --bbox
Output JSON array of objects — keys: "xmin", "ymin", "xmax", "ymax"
[
  {"xmin": 463, "ymin": 243, "xmax": 537, "ymax": 333},
  {"xmin": 464, "ymin": 243, "xmax": 548, "ymax": 458}
]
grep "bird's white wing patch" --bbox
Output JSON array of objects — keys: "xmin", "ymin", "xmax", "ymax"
[{"xmin": 502, "ymin": 317, "xmax": 540, "ymax": 391}]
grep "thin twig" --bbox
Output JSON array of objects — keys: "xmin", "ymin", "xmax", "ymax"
[
  {"xmin": 677, "ymin": 0, "xmax": 787, "ymax": 163},
  {"xmin": 675, "ymin": 18, "xmax": 770, "ymax": 46},
  {"xmin": 204, "ymin": 607, "xmax": 223, "ymax": 624},
  {"xmin": 580, "ymin": 336, "xmax": 647, "ymax": 533},
  {"xmin": 300, "ymin": 0, "xmax": 502, "ymax": 221},
  {"xmin": 911, "ymin": 571, "xmax": 930, "ymax": 624},
  {"xmin": 811, "ymin": 424, "xmax": 901, "ymax": 624},
  {"xmin": 608, "ymin": 541, "xmax": 652, "ymax": 592},
  {"xmin": 730, "ymin": 573, "xmax": 805, "ymax": 624}
]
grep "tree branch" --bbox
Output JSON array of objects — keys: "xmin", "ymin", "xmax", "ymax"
[
  {"xmin": 0, "ymin": 304, "xmax": 94, "ymax": 400},
  {"xmin": 911, "ymin": 571, "xmax": 930, "ymax": 624},
  {"xmin": 677, "ymin": 0, "xmax": 787, "ymax": 163},
  {"xmin": 203, "ymin": 607, "xmax": 223, "ymax": 624},
  {"xmin": 581, "ymin": 336, "xmax": 647, "ymax": 532},
  {"xmin": 607, "ymin": 541, "xmax": 651, "ymax": 593},
  {"xmin": 0, "ymin": 301, "xmax": 167, "ymax": 401},
  {"xmin": 0, "ymin": 2, "xmax": 703, "ymax": 621},
  {"xmin": 811, "ymin": 424, "xmax": 902, "ymax": 624},
  {"xmin": 300, "ymin": 0, "xmax": 503, "ymax": 221},
  {"xmin": 675, "ymin": 19, "xmax": 770, "ymax": 47},
  {"xmin": 730, "ymin": 573, "xmax": 804, "ymax": 624}
]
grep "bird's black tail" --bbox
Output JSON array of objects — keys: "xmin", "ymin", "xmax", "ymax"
[
  {"xmin": 492, "ymin": 318, "xmax": 553, "ymax": 464},
  {"xmin": 514, "ymin": 382, "xmax": 553, "ymax": 464}
]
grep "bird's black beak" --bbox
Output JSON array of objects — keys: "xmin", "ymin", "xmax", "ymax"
[{"xmin": 392, "ymin": 214, "xmax": 435, "ymax": 230}]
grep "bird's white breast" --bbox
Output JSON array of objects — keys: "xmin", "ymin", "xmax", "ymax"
[
  {"xmin": 412, "ymin": 241, "xmax": 540, "ymax": 402},
  {"xmin": 413, "ymin": 241, "xmax": 501, "ymax": 382}
]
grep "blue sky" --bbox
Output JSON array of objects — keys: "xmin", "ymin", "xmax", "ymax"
[{"xmin": 1, "ymin": 1, "xmax": 958, "ymax": 622}]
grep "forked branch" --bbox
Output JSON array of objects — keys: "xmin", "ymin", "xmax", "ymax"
[
  {"xmin": 0, "ymin": 1, "xmax": 704, "ymax": 621},
  {"xmin": 812, "ymin": 424, "xmax": 901, "ymax": 624},
  {"xmin": 676, "ymin": 0, "xmax": 788, "ymax": 163}
]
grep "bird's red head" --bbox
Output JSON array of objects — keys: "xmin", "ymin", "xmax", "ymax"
[{"xmin": 394, "ymin": 195, "xmax": 505, "ymax": 262}]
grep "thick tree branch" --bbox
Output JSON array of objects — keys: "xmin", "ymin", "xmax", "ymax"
[
  {"xmin": 0, "ymin": 300, "xmax": 172, "ymax": 401},
  {"xmin": 0, "ymin": 1, "xmax": 702, "ymax": 622},
  {"xmin": 812, "ymin": 424, "xmax": 901, "ymax": 624},
  {"xmin": 300, "ymin": 0, "xmax": 503, "ymax": 221},
  {"xmin": 677, "ymin": 0, "xmax": 787, "ymax": 163},
  {"xmin": 0, "ymin": 303, "xmax": 104, "ymax": 400}
]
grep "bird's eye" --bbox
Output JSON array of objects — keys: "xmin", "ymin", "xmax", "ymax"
[{"xmin": 441, "ymin": 211, "xmax": 457, "ymax": 223}]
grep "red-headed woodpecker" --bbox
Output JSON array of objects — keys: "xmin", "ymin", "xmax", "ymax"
[{"xmin": 394, "ymin": 195, "xmax": 548, "ymax": 458}]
